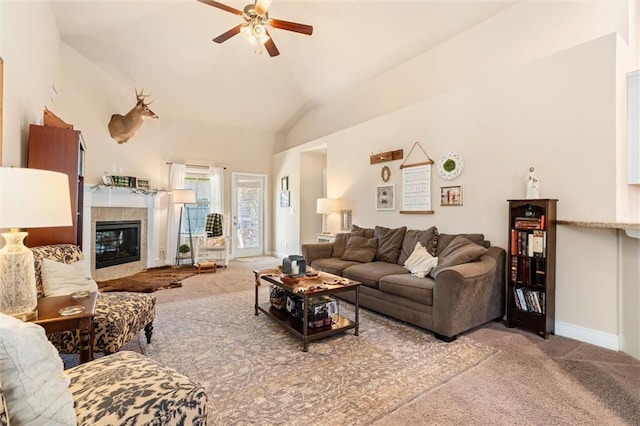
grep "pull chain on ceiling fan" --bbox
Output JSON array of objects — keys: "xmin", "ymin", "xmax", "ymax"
[{"xmin": 197, "ymin": 0, "xmax": 313, "ymax": 57}]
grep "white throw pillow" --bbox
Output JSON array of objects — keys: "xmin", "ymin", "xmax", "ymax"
[
  {"xmin": 0, "ymin": 313, "xmax": 77, "ymax": 425},
  {"xmin": 404, "ymin": 242, "xmax": 439, "ymax": 278},
  {"xmin": 41, "ymin": 258, "xmax": 99, "ymax": 297}
]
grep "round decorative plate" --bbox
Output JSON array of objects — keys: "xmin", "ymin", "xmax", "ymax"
[{"xmin": 437, "ymin": 152, "xmax": 465, "ymax": 180}]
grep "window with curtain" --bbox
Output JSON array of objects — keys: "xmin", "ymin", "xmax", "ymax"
[{"xmin": 182, "ymin": 166, "xmax": 222, "ymax": 235}]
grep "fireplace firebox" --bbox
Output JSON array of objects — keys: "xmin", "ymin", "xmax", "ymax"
[{"xmin": 95, "ymin": 220, "xmax": 141, "ymax": 269}]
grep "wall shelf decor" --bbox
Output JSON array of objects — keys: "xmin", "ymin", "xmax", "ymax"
[{"xmin": 370, "ymin": 149, "xmax": 403, "ymax": 164}]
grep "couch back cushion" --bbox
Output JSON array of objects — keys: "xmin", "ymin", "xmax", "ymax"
[
  {"xmin": 31, "ymin": 244, "xmax": 84, "ymax": 298},
  {"xmin": 436, "ymin": 233, "xmax": 487, "ymax": 256},
  {"xmin": 331, "ymin": 232, "xmax": 350, "ymax": 258},
  {"xmin": 340, "ymin": 236, "xmax": 378, "ymax": 263},
  {"xmin": 397, "ymin": 227, "xmax": 439, "ymax": 265},
  {"xmin": 373, "ymin": 226, "xmax": 406, "ymax": 263},
  {"xmin": 350, "ymin": 224, "xmax": 375, "ymax": 239}
]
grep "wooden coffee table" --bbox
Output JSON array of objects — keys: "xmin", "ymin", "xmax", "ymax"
[
  {"xmin": 254, "ymin": 268, "xmax": 361, "ymax": 351},
  {"xmin": 31, "ymin": 292, "xmax": 98, "ymax": 364}
]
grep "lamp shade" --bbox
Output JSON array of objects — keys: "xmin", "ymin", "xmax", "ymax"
[
  {"xmin": 0, "ymin": 167, "xmax": 72, "ymax": 321},
  {"xmin": 316, "ymin": 198, "xmax": 337, "ymax": 215},
  {"xmin": 0, "ymin": 167, "xmax": 72, "ymax": 229},
  {"xmin": 172, "ymin": 189, "xmax": 196, "ymax": 204}
]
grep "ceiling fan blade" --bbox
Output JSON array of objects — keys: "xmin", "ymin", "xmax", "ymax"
[
  {"xmin": 212, "ymin": 24, "xmax": 242, "ymax": 43},
  {"xmin": 197, "ymin": 0, "xmax": 243, "ymax": 16},
  {"xmin": 263, "ymin": 31, "xmax": 280, "ymax": 57},
  {"xmin": 269, "ymin": 18, "xmax": 313, "ymax": 36},
  {"xmin": 254, "ymin": 0, "xmax": 272, "ymax": 16}
]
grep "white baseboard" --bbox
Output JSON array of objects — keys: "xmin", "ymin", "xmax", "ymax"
[{"xmin": 555, "ymin": 320, "xmax": 619, "ymax": 351}]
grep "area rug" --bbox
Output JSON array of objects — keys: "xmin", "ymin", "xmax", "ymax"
[
  {"xmin": 97, "ymin": 265, "xmax": 198, "ymax": 293},
  {"xmin": 146, "ymin": 288, "xmax": 498, "ymax": 425}
]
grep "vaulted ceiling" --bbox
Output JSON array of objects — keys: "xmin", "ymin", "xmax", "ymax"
[{"xmin": 50, "ymin": 1, "xmax": 514, "ymax": 136}]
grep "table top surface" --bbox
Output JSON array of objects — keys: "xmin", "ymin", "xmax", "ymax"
[
  {"xmin": 32, "ymin": 292, "xmax": 98, "ymax": 324},
  {"xmin": 255, "ymin": 267, "xmax": 361, "ymax": 295}
]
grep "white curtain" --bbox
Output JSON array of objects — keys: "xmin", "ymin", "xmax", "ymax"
[
  {"xmin": 208, "ymin": 166, "xmax": 224, "ymax": 214},
  {"xmin": 166, "ymin": 163, "xmax": 187, "ymax": 264}
]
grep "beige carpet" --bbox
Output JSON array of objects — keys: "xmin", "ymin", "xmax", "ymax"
[
  {"xmin": 146, "ymin": 288, "xmax": 497, "ymax": 425},
  {"xmin": 127, "ymin": 258, "xmax": 640, "ymax": 425},
  {"xmin": 235, "ymin": 255, "xmax": 277, "ymax": 262}
]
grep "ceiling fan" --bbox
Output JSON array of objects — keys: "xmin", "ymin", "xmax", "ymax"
[{"xmin": 197, "ymin": 0, "xmax": 313, "ymax": 57}]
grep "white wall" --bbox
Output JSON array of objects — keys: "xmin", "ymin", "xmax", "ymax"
[
  {"xmin": 1, "ymin": 2, "xmax": 275, "ymax": 257},
  {"xmin": 274, "ymin": 32, "xmax": 630, "ymax": 351}
]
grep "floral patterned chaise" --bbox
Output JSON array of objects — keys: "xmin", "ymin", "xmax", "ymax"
[{"xmin": 31, "ymin": 244, "xmax": 156, "ymax": 355}]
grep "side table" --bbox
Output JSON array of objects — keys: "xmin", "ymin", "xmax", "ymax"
[{"xmin": 31, "ymin": 292, "xmax": 98, "ymax": 364}]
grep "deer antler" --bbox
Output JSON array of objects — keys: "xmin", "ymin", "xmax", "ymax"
[{"xmin": 135, "ymin": 88, "xmax": 151, "ymax": 103}]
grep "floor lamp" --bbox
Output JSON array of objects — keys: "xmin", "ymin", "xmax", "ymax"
[
  {"xmin": 172, "ymin": 189, "xmax": 196, "ymax": 266},
  {"xmin": 0, "ymin": 167, "xmax": 72, "ymax": 320}
]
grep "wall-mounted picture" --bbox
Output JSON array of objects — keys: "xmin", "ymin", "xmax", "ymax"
[
  {"xmin": 376, "ymin": 184, "xmax": 395, "ymax": 210},
  {"xmin": 440, "ymin": 185, "xmax": 463, "ymax": 206},
  {"xmin": 281, "ymin": 176, "xmax": 289, "ymax": 191},
  {"xmin": 340, "ymin": 209, "xmax": 353, "ymax": 231},
  {"xmin": 280, "ymin": 190, "xmax": 290, "ymax": 207}
]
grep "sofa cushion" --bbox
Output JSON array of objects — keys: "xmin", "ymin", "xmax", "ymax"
[
  {"xmin": 397, "ymin": 227, "xmax": 439, "ymax": 265},
  {"xmin": 342, "ymin": 261, "xmax": 408, "ymax": 289},
  {"xmin": 379, "ymin": 274, "xmax": 435, "ymax": 305},
  {"xmin": 341, "ymin": 235, "xmax": 378, "ymax": 263},
  {"xmin": 0, "ymin": 313, "xmax": 76, "ymax": 425},
  {"xmin": 403, "ymin": 242, "xmax": 439, "ymax": 278},
  {"xmin": 41, "ymin": 258, "xmax": 99, "ymax": 297},
  {"xmin": 350, "ymin": 224, "xmax": 375, "ymax": 238},
  {"xmin": 331, "ymin": 232, "xmax": 350, "ymax": 258},
  {"xmin": 373, "ymin": 226, "xmax": 406, "ymax": 263},
  {"xmin": 310, "ymin": 258, "xmax": 361, "ymax": 276},
  {"xmin": 430, "ymin": 235, "xmax": 488, "ymax": 278},
  {"xmin": 436, "ymin": 233, "xmax": 486, "ymax": 256}
]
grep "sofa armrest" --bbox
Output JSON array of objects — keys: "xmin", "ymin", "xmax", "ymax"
[
  {"xmin": 431, "ymin": 253, "xmax": 504, "ymax": 338},
  {"xmin": 301, "ymin": 242, "xmax": 335, "ymax": 264}
]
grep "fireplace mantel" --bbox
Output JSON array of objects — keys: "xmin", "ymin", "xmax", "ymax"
[{"xmin": 82, "ymin": 185, "xmax": 165, "ymax": 276}]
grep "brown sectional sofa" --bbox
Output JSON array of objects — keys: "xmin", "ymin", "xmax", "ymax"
[{"xmin": 301, "ymin": 225, "xmax": 505, "ymax": 341}]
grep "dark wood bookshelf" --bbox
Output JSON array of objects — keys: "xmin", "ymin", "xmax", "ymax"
[{"xmin": 506, "ymin": 198, "xmax": 557, "ymax": 338}]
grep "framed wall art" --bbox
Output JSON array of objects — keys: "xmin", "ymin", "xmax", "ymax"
[
  {"xmin": 440, "ymin": 185, "xmax": 463, "ymax": 206},
  {"xmin": 340, "ymin": 209, "xmax": 352, "ymax": 231},
  {"xmin": 281, "ymin": 176, "xmax": 289, "ymax": 191},
  {"xmin": 280, "ymin": 190, "xmax": 290, "ymax": 207},
  {"xmin": 375, "ymin": 185, "xmax": 395, "ymax": 210}
]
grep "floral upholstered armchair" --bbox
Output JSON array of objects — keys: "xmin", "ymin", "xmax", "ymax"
[
  {"xmin": 0, "ymin": 313, "xmax": 208, "ymax": 425},
  {"xmin": 30, "ymin": 244, "xmax": 156, "ymax": 355}
]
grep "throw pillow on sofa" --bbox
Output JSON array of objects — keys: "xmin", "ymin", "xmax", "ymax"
[
  {"xmin": 41, "ymin": 258, "xmax": 99, "ymax": 297},
  {"xmin": 373, "ymin": 226, "xmax": 407, "ymax": 263},
  {"xmin": 397, "ymin": 226, "xmax": 439, "ymax": 265},
  {"xmin": 341, "ymin": 235, "xmax": 378, "ymax": 263},
  {"xmin": 0, "ymin": 313, "xmax": 76, "ymax": 425},
  {"xmin": 430, "ymin": 235, "xmax": 488, "ymax": 278},
  {"xmin": 331, "ymin": 232, "xmax": 350, "ymax": 258},
  {"xmin": 404, "ymin": 242, "xmax": 439, "ymax": 278}
]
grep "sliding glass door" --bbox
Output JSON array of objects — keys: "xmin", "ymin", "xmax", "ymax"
[{"xmin": 231, "ymin": 173, "xmax": 266, "ymax": 258}]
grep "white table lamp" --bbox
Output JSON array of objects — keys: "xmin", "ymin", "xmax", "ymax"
[
  {"xmin": 0, "ymin": 167, "xmax": 72, "ymax": 320},
  {"xmin": 317, "ymin": 198, "xmax": 337, "ymax": 234}
]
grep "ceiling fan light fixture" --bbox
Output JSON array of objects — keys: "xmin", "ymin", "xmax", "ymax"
[{"xmin": 241, "ymin": 22, "xmax": 269, "ymax": 46}]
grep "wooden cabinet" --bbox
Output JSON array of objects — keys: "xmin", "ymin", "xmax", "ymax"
[
  {"xmin": 27, "ymin": 124, "xmax": 86, "ymax": 249},
  {"xmin": 506, "ymin": 199, "xmax": 557, "ymax": 338}
]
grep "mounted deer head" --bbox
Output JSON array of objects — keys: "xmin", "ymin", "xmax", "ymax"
[{"xmin": 108, "ymin": 89, "xmax": 159, "ymax": 144}]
